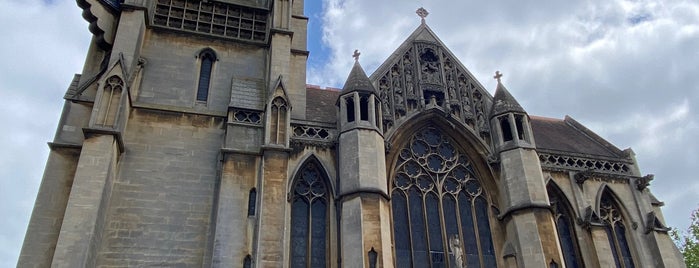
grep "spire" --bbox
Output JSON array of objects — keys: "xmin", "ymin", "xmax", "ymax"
[
  {"xmin": 341, "ymin": 51, "xmax": 377, "ymax": 94},
  {"xmin": 490, "ymin": 71, "xmax": 525, "ymax": 117}
]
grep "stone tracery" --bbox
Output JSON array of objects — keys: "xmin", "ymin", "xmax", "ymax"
[{"xmin": 374, "ymin": 43, "xmax": 491, "ymax": 141}]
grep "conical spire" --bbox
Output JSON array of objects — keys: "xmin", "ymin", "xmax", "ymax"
[
  {"xmin": 341, "ymin": 50, "xmax": 377, "ymax": 95},
  {"xmin": 490, "ymin": 71, "xmax": 525, "ymax": 117}
]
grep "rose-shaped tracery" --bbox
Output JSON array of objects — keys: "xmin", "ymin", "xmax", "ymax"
[{"xmin": 391, "ymin": 126, "xmax": 495, "ymax": 267}]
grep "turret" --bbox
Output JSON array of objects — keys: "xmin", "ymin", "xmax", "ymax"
[
  {"xmin": 336, "ymin": 51, "xmax": 393, "ymax": 268},
  {"xmin": 338, "ymin": 50, "xmax": 383, "ymax": 134},
  {"xmin": 488, "ymin": 71, "xmax": 565, "ymax": 267},
  {"xmin": 489, "ymin": 71, "xmax": 535, "ymax": 152}
]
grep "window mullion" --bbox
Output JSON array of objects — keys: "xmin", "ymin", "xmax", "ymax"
[{"xmin": 471, "ymin": 199, "xmax": 484, "ymax": 268}]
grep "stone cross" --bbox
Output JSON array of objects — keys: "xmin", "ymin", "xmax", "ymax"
[
  {"xmin": 353, "ymin": 49, "xmax": 361, "ymax": 62},
  {"xmin": 416, "ymin": 7, "xmax": 429, "ymax": 24},
  {"xmin": 494, "ymin": 71, "xmax": 503, "ymax": 83}
]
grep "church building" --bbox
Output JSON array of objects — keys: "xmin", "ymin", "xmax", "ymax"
[{"xmin": 19, "ymin": 0, "xmax": 684, "ymax": 267}]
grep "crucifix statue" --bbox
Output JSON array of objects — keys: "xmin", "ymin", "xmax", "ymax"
[{"xmin": 353, "ymin": 49, "xmax": 361, "ymax": 62}]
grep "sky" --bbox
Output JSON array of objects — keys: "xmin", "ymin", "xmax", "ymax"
[{"xmin": 1, "ymin": 0, "xmax": 697, "ymax": 266}]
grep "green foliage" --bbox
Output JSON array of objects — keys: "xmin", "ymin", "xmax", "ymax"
[{"xmin": 673, "ymin": 207, "xmax": 699, "ymax": 268}]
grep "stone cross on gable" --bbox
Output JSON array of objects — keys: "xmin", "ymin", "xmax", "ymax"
[
  {"xmin": 416, "ymin": 7, "xmax": 429, "ymax": 24},
  {"xmin": 494, "ymin": 71, "xmax": 503, "ymax": 83},
  {"xmin": 353, "ymin": 49, "xmax": 361, "ymax": 62}
]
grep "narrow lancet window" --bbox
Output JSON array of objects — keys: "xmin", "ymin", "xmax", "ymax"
[
  {"xmin": 515, "ymin": 115, "xmax": 525, "ymax": 140},
  {"xmin": 247, "ymin": 188, "xmax": 257, "ymax": 216},
  {"xmin": 500, "ymin": 116, "xmax": 513, "ymax": 142},
  {"xmin": 270, "ymin": 97, "xmax": 288, "ymax": 145},
  {"xmin": 346, "ymin": 97, "xmax": 355, "ymax": 122},
  {"xmin": 360, "ymin": 95, "xmax": 369, "ymax": 121},
  {"xmin": 197, "ymin": 50, "xmax": 216, "ymax": 101}
]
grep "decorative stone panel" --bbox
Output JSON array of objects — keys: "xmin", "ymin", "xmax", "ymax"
[{"xmin": 153, "ymin": 0, "xmax": 268, "ymax": 42}]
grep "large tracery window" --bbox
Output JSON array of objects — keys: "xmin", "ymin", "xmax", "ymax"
[
  {"xmin": 600, "ymin": 191, "xmax": 635, "ymax": 268},
  {"xmin": 391, "ymin": 126, "xmax": 496, "ymax": 268},
  {"xmin": 290, "ymin": 159, "xmax": 329, "ymax": 268},
  {"xmin": 547, "ymin": 183, "xmax": 583, "ymax": 268}
]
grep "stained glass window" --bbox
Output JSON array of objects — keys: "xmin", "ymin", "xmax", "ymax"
[
  {"xmin": 197, "ymin": 50, "xmax": 215, "ymax": 101},
  {"xmin": 391, "ymin": 126, "xmax": 495, "ymax": 267},
  {"xmin": 290, "ymin": 159, "xmax": 329, "ymax": 268},
  {"xmin": 547, "ymin": 183, "xmax": 583, "ymax": 268},
  {"xmin": 600, "ymin": 190, "xmax": 635, "ymax": 268}
]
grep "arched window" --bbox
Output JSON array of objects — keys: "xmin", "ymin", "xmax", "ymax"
[
  {"xmin": 600, "ymin": 191, "xmax": 635, "ymax": 268},
  {"xmin": 290, "ymin": 159, "xmax": 329, "ymax": 268},
  {"xmin": 547, "ymin": 183, "xmax": 583, "ymax": 268},
  {"xmin": 96, "ymin": 75, "xmax": 124, "ymax": 127},
  {"xmin": 270, "ymin": 97, "xmax": 288, "ymax": 144},
  {"xmin": 197, "ymin": 50, "xmax": 216, "ymax": 101},
  {"xmin": 247, "ymin": 188, "xmax": 257, "ymax": 216},
  {"xmin": 391, "ymin": 126, "xmax": 496, "ymax": 268},
  {"xmin": 243, "ymin": 255, "xmax": 252, "ymax": 268}
]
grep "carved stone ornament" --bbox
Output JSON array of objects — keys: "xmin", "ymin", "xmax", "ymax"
[
  {"xmin": 574, "ymin": 169, "xmax": 594, "ymax": 184},
  {"xmin": 636, "ymin": 174, "xmax": 654, "ymax": 191},
  {"xmin": 644, "ymin": 211, "xmax": 671, "ymax": 234},
  {"xmin": 375, "ymin": 44, "xmax": 491, "ymax": 140},
  {"xmin": 577, "ymin": 206, "xmax": 603, "ymax": 230}
]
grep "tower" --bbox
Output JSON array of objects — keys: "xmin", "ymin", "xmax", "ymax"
[
  {"xmin": 488, "ymin": 73, "xmax": 565, "ymax": 267},
  {"xmin": 336, "ymin": 55, "xmax": 393, "ymax": 268}
]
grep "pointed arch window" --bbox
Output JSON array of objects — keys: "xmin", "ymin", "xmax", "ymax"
[
  {"xmin": 96, "ymin": 75, "xmax": 124, "ymax": 127},
  {"xmin": 197, "ymin": 49, "xmax": 216, "ymax": 101},
  {"xmin": 600, "ymin": 191, "xmax": 635, "ymax": 268},
  {"xmin": 270, "ymin": 97, "xmax": 288, "ymax": 144},
  {"xmin": 391, "ymin": 126, "xmax": 496, "ymax": 268},
  {"xmin": 547, "ymin": 183, "xmax": 583, "ymax": 268},
  {"xmin": 290, "ymin": 159, "xmax": 330, "ymax": 268}
]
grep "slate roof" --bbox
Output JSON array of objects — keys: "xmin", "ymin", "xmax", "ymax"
[
  {"xmin": 491, "ymin": 82, "xmax": 525, "ymax": 117},
  {"xmin": 530, "ymin": 115, "xmax": 624, "ymax": 158},
  {"xmin": 341, "ymin": 61, "xmax": 377, "ymax": 95},
  {"xmin": 302, "ymin": 90, "xmax": 626, "ymax": 160},
  {"xmin": 305, "ymin": 86, "xmax": 340, "ymax": 123}
]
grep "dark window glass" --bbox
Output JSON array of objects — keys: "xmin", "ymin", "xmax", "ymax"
[
  {"xmin": 616, "ymin": 223, "xmax": 634, "ymax": 268},
  {"xmin": 243, "ymin": 255, "xmax": 252, "ymax": 268},
  {"xmin": 547, "ymin": 183, "xmax": 583, "ymax": 268},
  {"xmin": 290, "ymin": 199, "xmax": 308, "ymax": 268},
  {"xmin": 601, "ymin": 190, "xmax": 635, "ymax": 268},
  {"xmin": 197, "ymin": 52, "xmax": 215, "ymax": 101},
  {"xmin": 247, "ymin": 188, "xmax": 257, "ymax": 216},
  {"xmin": 475, "ymin": 196, "xmax": 496, "ymax": 266},
  {"xmin": 392, "ymin": 191, "xmax": 412, "ymax": 267},
  {"xmin": 289, "ymin": 160, "xmax": 329, "ymax": 268},
  {"xmin": 409, "ymin": 187, "xmax": 429, "ymax": 266},
  {"xmin": 390, "ymin": 126, "xmax": 494, "ymax": 267}
]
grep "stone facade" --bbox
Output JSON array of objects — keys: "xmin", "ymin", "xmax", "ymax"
[{"xmin": 19, "ymin": 1, "xmax": 683, "ymax": 267}]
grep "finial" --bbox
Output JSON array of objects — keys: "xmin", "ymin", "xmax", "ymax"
[
  {"xmin": 353, "ymin": 49, "xmax": 361, "ymax": 62},
  {"xmin": 416, "ymin": 7, "xmax": 429, "ymax": 24},
  {"xmin": 494, "ymin": 71, "xmax": 503, "ymax": 83}
]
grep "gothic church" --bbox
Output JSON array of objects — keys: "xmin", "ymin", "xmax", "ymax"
[{"xmin": 19, "ymin": 0, "xmax": 684, "ymax": 267}]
